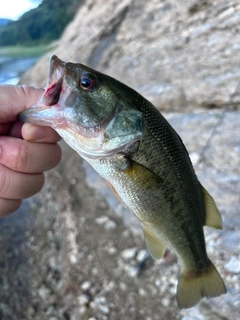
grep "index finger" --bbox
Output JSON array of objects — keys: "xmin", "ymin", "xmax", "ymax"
[{"xmin": 0, "ymin": 85, "xmax": 44, "ymax": 123}]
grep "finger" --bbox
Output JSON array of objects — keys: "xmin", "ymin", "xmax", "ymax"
[
  {"xmin": 22, "ymin": 123, "xmax": 61, "ymax": 143},
  {"xmin": 0, "ymin": 164, "xmax": 45, "ymax": 199},
  {"xmin": 0, "ymin": 123, "xmax": 11, "ymax": 135},
  {"xmin": 9, "ymin": 121, "xmax": 23, "ymax": 138},
  {"xmin": 0, "ymin": 121, "xmax": 24, "ymax": 138},
  {"xmin": 0, "ymin": 137, "xmax": 62, "ymax": 173},
  {"xmin": 0, "ymin": 198, "xmax": 22, "ymax": 217},
  {"xmin": 0, "ymin": 85, "xmax": 44, "ymax": 123}
]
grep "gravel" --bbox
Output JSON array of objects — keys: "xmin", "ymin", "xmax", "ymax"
[{"xmin": 0, "ymin": 109, "xmax": 239, "ymax": 319}]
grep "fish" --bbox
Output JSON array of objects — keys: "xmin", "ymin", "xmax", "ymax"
[{"xmin": 19, "ymin": 55, "xmax": 227, "ymax": 308}]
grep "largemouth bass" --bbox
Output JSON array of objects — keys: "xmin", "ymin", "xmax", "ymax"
[{"xmin": 19, "ymin": 55, "xmax": 226, "ymax": 308}]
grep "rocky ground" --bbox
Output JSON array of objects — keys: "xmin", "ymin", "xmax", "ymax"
[{"xmin": 0, "ymin": 109, "xmax": 239, "ymax": 320}]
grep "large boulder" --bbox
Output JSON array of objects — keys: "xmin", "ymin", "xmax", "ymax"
[{"xmin": 20, "ymin": 0, "xmax": 240, "ymax": 111}]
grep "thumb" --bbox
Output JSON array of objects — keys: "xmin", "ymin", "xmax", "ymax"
[{"xmin": 0, "ymin": 85, "xmax": 44, "ymax": 123}]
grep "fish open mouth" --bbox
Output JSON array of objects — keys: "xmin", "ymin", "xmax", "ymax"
[
  {"xmin": 19, "ymin": 55, "xmax": 67, "ymax": 127},
  {"xmin": 43, "ymin": 76, "xmax": 63, "ymax": 106},
  {"xmin": 19, "ymin": 55, "xmax": 115, "ymax": 135},
  {"xmin": 42, "ymin": 55, "xmax": 65, "ymax": 106}
]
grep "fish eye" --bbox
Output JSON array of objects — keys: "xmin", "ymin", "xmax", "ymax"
[{"xmin": 80, "ymin": 75, "xmax": 96, "ymax": 91}]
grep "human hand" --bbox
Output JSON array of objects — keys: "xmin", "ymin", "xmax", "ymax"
[{"xmin": 0, "ymin": 85, "xmax": 62, "ymax": 217}]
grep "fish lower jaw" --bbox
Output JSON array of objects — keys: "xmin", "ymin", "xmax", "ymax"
[
  {"xmin": 55, "ymin": 128, "xmax": 114, "ymax": 160},
  {"xmin": 56, "ymin": 128, "xmax": 141, "ymax": 160}
]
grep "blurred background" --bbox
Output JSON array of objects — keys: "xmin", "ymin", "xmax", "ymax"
[{"xmin": 0, "ymin": 1, "xmax": 239, "ymax": 319}]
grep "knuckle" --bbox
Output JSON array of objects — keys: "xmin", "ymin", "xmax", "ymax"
[
  {"xmin": 0, "ymin": 165, "xmax": 8, "ymax": 196},
  {"xmin": 14, "ymin": 143, "xmax": 29, "ymax": 172}
]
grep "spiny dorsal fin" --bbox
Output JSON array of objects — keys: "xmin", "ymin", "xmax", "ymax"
[
  {"xmin": 201, "ymin": 185, "xmax": 223, "ymax": 230},
  {"xmin": 142, "ymin": 225, "xmax": 166, "ymax": 260}
]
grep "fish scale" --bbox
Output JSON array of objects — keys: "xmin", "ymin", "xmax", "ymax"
[
  {"xmin": 19, "ymin": 55, "xmax": 226, "ymax": 308},
  {"xmin": 88, "ymin": 104, "xmax": 206, "ymax": 258}
]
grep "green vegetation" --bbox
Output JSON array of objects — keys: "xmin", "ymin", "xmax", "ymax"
[
  {"xmin": 0, "ymin": 0, "xmax": 82, "ymax": 46},
  {"xmin": 0, "ymin": 42, "xmax": 57, "ymax": 58}
]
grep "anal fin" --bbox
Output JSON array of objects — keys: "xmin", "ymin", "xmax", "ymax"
[
  {"xmin": 201, "ymin": 185, "xmax": 223, "ymax": 229},
  {"xmin": 142, "ymin": 225, "xmax": 166, "ymax": 260}
]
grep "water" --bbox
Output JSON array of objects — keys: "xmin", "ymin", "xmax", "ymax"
[{"xmin": 0, "ymin": 55, "xmax": 39, "ymax": 84}]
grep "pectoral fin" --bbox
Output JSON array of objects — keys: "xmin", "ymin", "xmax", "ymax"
[
  {"xmin": 201, "ymin": 185, "xmax": 223, "ymax": 229},
  {"xmin": 142, "ymin": 225, "xmax": 166, "ymax": 260},
  {"xmin": 123, "ymin": 159, "xmax": 164, "ymax": 190}
]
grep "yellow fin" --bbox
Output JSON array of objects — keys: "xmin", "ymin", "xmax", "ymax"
[
  {"xmin": 142, "ymin": 225, "xmax": 166, "ymax": 260},
  {"xmin": 177, "ymin": 259, "xmax": 227, "ymax": 309},
  {"xmin": 124, "ymin": 160, "xmax": 163, "ymax": 189},
  {"xmin": 201, "ymin": 185, "xmax": 223, "ymax": 229}
]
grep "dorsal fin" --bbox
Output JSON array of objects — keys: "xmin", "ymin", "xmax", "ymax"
[
  {"xmin": 201, "ymin": 185, "xmax": 223, "ymax": 229},
  {"xmin": 142, "ymin": 224, "xmax": 166, "ymax": 260}
]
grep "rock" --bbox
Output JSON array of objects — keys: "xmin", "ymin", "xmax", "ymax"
[
  {"xmin": 95, "ymin": 215, "xmax": 117, "ymax": 229},
  {"xmin": 121, "ymin": 247, "xmax": 138, "ymax": 260},
  {"xmin": 122, "ymin": 264, "xmax": 138, "ymax": 278},
  {"xmin": 136, "ymin": 249, "xmax": 148, "ymax": 262},
  {"xmin": 119, "ymin": 282, "xmax": 127, "ymax": 291},
  {"xmin": 161, "ymin": 297, "xmax": 171, "ymax": 308},
  {"xmin": 20, "ymin": 0, "xmax": 240, "ymax": 112},
  {"xmin": 38, "ymin": 286, "xmax": 50, "ymax": 300},
  {"xmin": 99, "ymin": 305, "xmax": 110, "ymax": 315},
  {"xmin": 189, "ymin": 152, "xmax": 200, "ymax": 166},
  {"xmin": 78, "ymin": 294, "xmax": 91, "ymax": 306},
  {"xmin": 138, "ymin": 288, "xmax": 147, "ymax": 296},
  {"xmin": 104, "ymin": 220, "xmax": 117, "ymax": 230},
  {"xmin": 95, "ymin": 216, "xmax": 109, "ymax": 225},
  {"xmin": 91, "ymin": 296, "xmax": 110, "ymax": 315},
  {"xmin": 81, "ymin": 281, "xmax": 91, "ymax": 291},
  {"xmin": 107, "ymin": 246, "xmax": 117, "ymax": 255},
  {"xmin": 79, "ymin": 306, "xmax": 87, "ymax": 315},
  {"xmin": 225, "ymin": 256, "xmax": 240, "ymax": 273}
]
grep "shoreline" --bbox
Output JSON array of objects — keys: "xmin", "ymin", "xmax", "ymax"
[
  {"xmin": 0, "ymin": 42, "xmax": 57, "ymax": 58},
  {"xmin": 0, "ymin": 55, "xmax": 40, "ymax": 84},
  {"xmin": 0, "ymin": 43, "xmax": 57, "ymax": 84}
]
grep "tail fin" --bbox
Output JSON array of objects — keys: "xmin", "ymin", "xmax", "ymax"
[{"xmin": 177, "ymin": 260, "xmax": 226, "ymax": 309}]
